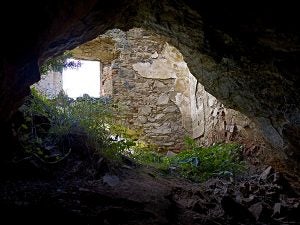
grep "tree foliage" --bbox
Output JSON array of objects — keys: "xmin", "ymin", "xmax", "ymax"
[{"xmin": 39, "ymin": 51, "xmax": 81, "ymax": 74}]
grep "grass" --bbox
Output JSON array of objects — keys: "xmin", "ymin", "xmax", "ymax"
[
  {"xmin": 169, "ymin": 142, "xmax": 245, "ymax": 181},
  {"xmin": 129, "ymin": 138, "xmax": 245, "ymax": 182}
]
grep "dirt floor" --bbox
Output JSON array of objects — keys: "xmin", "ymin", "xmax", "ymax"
[{"xmin": 0, "ymin": 146, "xmax": 299, "ymax": 225}]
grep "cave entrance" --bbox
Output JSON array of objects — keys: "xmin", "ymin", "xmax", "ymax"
[
  {"xmin": 62, "ymin": 59, "xmax": 100, "ymax": 98},
  {"xmin": 33, "ymin": 28, "xmax": 259, "ymax": 153},
  {"xmin": 69, "ymin": 28, "xmax": 258, "ymax": 152},
  {"xmin": 9, "ymin": 26, "xmax": 286, "ymax": 224}
]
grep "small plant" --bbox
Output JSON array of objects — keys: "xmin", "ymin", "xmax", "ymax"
[
  {"xmin": 110, "ymin": 124, "xmax": 143, "ymax": 141},
  {"xmin": 130, "ymin": 143, "xmax": 170, "ymax": 171},
  {"xmin": 17, "ymin": 88, "xmax": 71, "ymax": 162},
  {"xmin": 169, "ymin": 140, "xmax": 245, "ymax": 181}
]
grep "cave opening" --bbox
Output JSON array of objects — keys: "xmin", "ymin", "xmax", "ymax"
[
  {"xmin": 18, "ymin": 26, "xmax": 288, "ymax": 200},
  {"xmin": 32, "ymin": 28, "xmax": 260, "ymax": 155},
  {"xmin": 1, "ymin": 1, "xmax": 300, "ymax": 223}
]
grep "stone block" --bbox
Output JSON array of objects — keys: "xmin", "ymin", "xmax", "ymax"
[
  {"xmin": 157, "ymin": 93, "xmax": 169, "ymax": 105},
  {"xmin": 139, "ymin": 105, "xmax": 152, "ymax": 115},
  {"xmin": 163, "ymin": 106, "xmax": 178, "ymax": 113}
]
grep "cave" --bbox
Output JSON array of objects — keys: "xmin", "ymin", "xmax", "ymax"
[
  {"xmin": 64, "ymin": 27, "xmax": 261, "ymax": 152},
  {"xmin": 1, "ymin": 1, "xmax": 299, "ymax": 224}
]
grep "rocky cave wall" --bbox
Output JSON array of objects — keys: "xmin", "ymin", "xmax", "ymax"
[{"xmin": 0, "ymin": 0, "xmax": 299, "ymax": 185}]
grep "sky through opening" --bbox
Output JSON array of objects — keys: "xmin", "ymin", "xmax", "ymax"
[{"xmin": 63, "ymin": 59, "xmax": 100, "ymax": 98}]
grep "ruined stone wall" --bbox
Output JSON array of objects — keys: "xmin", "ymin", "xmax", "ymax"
[
  {"xmin": 191, "ymin": 78, "xmax": 260, "ymax": 146},
  {"xmin": 102, "ymin": 29, "xmax": 188, "ymax": 150},
  {"xmin": 100, "ymin": 64, "xmax": 113, "ymax": 96},
  {"xmin": 1, "ymin": 0, "xmax": 298, "ymax": 190},
  {"xmin": 32, "ymin": 71, "xmax": 63, "ymax": 98},
  {"xmin": 72, "ymin": 28, "xmax": 261, "ymax": 151},
  {"xmin": 100, "ymin": 29, "xmax": 261, "ymax": 150}
]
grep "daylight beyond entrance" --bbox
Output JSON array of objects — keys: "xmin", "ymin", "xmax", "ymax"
[{"xmin": 63, "ymin": 59, "xmax": 100, "ymax": 98}]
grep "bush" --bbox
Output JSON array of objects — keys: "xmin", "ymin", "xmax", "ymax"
[
  {"xmin": 16, "ymin": 89, "xmax": 69, "ymax": 162},
  {"xmin": 16, "ymin": 89, "xmax": 112, "ymax": 163},
  {"xmin": 69, "ymin": 94, "xmax": 112, "ymax": 148}
]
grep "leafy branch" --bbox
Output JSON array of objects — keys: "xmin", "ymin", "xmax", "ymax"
[{"xmin": 40, "ymin": 51, "xmax": 81, "ymax": 74}]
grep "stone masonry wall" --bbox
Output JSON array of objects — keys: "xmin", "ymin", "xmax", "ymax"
[
  {"xmin": 72, "ymin": 28, "xmax": 261, "ymax": 151},
  {"xmin": 100, "ymin": 64, "xmax": 113, "ymax": 96},
  {"xmin": 100, "ymin": 29, "xmax": 261, "ymax": 150},
  {"xmin": 32, "ymin": 71, "xmax": 63, "ymax": 98},
  {"xmin": 105, "ymin": 29, "xmax": 188, "ymax": 150},
  {"xmin": 191, "ymin": 78, "xmax": 261, "ymax": 146}
]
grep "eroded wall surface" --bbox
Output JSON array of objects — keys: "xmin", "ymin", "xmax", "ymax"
[
  {"xmin": 33, "ymin": 71, "xmax": 63, "ymax": 98},
  {"xmin": 93, "ymin": 29, "xmax": 260, "ymax": 150}
]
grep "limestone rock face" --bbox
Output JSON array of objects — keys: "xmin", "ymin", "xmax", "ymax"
[{"xmin": 0, "ymin": 1, "xmax": 299, "ymax": 185}]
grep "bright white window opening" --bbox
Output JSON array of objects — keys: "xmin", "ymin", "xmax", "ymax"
[{"xmin": 63, "ymin": 59, "xmax": 100, "ymax": 98}]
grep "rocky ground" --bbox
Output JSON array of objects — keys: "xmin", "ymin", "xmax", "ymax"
[{"xmin": 0, "ymin": 144, "xmax": 299, "ymax": 225}]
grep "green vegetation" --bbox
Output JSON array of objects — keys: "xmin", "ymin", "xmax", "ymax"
[
  {"xmin": 17, "ymin": 89, "xmax": 112, "ymax": 163},
  {"xmin": 16, "ymin": 89, "xmax": 245, "ymax": 181},
  {"xmin": 130, "ymin": 137, "xmax": 245, "ymax": 181},
  {"xmin": 169, "ymin": 138, "xmax": 245, "ymax": 181},
  {"xmin": 39, "ymin": 51, "xmax": 81, "ymax": 74}
]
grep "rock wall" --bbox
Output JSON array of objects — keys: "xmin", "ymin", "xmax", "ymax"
[
  {"xmin": 100, "ymin": 64, "xmax": 113, "ymax": 96},
  {"xmin": 192, "ymin": 79, "xmax": 261, "ymax": 147},
  {"xmin": 103, "ymin": 29, "xmax": 188, "ymax": 150},
  {"xmin": 32, "ymin": 71, "xmax": 63, "ymax": 98}
]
